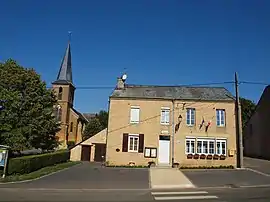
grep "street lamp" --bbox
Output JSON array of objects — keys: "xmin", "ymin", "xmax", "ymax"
[{"xmin": 178, "ymin": 115, "xmax": 183, "ymax": 123}]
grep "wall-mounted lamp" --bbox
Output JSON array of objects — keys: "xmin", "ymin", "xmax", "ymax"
[{"xmin": 178, "ymin": 115, "xmax": 183, "ymax": 122}]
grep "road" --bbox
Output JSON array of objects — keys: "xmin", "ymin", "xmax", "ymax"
[
  {"xmin": 1, "ymin": 186, "xmax": 270, "ymax": 201},
  {"xmin": 1, "ymin": 157, "xmax": 270, "ymax": 201}
]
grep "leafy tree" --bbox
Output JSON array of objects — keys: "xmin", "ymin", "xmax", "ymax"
[
  {"xmin": 240, "ymin": 97, "xmax": 256, "ymax": 132},
  {"xmin": 83, "ymin": 110, "xmax": 108, "ymax": 140},
  {"xmin": 96, "ymin": 110, "xmax": 108, "ymax": 129},
  {"xmin": 83, "ymin": 118, "xmax": 103, "ymax": 140},
  {"xmin": 0, "ymin": 59, "xmax": 60, "ymax": 152}
]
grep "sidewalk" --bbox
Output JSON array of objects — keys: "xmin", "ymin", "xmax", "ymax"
[{"xmin": 149, "ymin": 167, "xmax": 195, "ymax": 189}]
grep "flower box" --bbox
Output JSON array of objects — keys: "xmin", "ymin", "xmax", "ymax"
[
  {"xmin": 213, "ymin": 154, "xmax": 219, "ymax": 160},
  {"xmin": 187, "ymin": 154, "xmax": 193, "ymax": 159},
  {"xmin": 220, "ymin": 155, "xmax": 226, "ymax": 160},
  {"xmin": 194, "ymin": 154, "xmax": 199, "ymax": 159},
  {"xmin": 207, "ymin": 154, "xmax": 213, "ymax": 159},
  {"xmin": 200, "ymin": 154, "xmax": 206, "ymax": 159}
]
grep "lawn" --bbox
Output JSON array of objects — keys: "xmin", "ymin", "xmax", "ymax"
[{"xmin": 0, "ymin": 161, "xmax": 80, "ymax": 183}]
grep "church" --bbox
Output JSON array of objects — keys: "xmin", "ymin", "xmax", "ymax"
[{"xmin": 52, "ymin": 40, "xmax": 88, "ymax": 149}]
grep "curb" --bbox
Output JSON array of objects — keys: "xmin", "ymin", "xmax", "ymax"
[
  {"xmin": 181, "ymin": 168, "xmax": 237, "ymax": 171},
  {"xmin": 0, "ymin": 188, "xmax": 151, "ymax": 191},
  {"xmin": 0, "ymin": 162, "xmax": 81, "ymax": 185}
]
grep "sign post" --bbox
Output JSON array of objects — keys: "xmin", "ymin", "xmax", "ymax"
[{"xmin": 0, "ymin": 145, "xmax": 10, "ymax": 178}]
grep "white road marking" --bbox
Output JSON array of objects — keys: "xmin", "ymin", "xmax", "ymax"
[
  {"xmin": 152, "ymin": 191, "xmax": 208, "ymax": 195},
  {"xmin": 152, "ymin": 190, "xmax": 218, "ymax": 200},
  {"xmin": 154, "ymin": 195, "xmax": 218, "ymax": 200}
]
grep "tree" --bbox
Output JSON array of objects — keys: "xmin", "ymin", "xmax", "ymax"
[
  {"xmin": 0, "ymin": 59, "xmax": 60, "ymax": 152},
  {"xmin": 83, "ymin": 118, "xmax": 103, "ymax": 140},
  {"xmin": 240, "ymin": 97, "xmax": 256, "ymax": 132},
  {"xmin": 96, "ymin": 110, "xmax": 108, "ymax": 129},
  {"xmin": 83, "ymin": 110, "xmax": 108, "ymax": 140}
]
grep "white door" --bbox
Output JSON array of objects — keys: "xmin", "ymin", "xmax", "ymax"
[{"xmin": 158, "ymin": 139, "xmax": 170, "ymax": 164}]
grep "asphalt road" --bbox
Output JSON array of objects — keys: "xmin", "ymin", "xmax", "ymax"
[
  {"xmin": 244, "ymin": 157, "xmax": 270, "ymax": 176},
  {"xmin": 182, "ymin": 169, "xmax": 270, "ymax": 188},
  {"xmin": 1, "ymin": 157, "xmax": 270, "ymax": 201},
  {"xmin": 1, "ymin": 186, "xmax": 270, "ymax": 201},
  {"xmin": 0, "ymin": 162, "xmax": 150, "ymax": 189}
]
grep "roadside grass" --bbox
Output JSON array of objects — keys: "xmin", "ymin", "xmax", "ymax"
[{"xmin": 0, "ymin": 161, "xmax": 80, "ymax": 183}]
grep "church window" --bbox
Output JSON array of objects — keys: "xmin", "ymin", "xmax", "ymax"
[{"xmin": 58, "ymin": 87, "xmax": 63, "ymax": 100}]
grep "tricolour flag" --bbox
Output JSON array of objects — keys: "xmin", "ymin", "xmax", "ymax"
[
  {"xmin": 205, "ymin": 120, "xmax": 212, "ymax": 132},
  {"xmin": 199, "ymin": 118, "xmax": 205, "ymax": 130}
]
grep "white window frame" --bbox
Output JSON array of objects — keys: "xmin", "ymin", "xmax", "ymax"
[
  {"xmin": 186, "ymin": 108, "xmax": 195, "ymax": 126},
  {"xmin": 216, "ymin": 109, "xmax": 225, "ymax": 127},
  {"xmin": 128, "ymin": 134, "xmax": 139, "ymax": 152},
  {"xmin": 185, "ymin": 138, "xmax": 196, "ymax": 154},
  {"xmin": 216, "ymin": 139, "xmax": 227, "ymax": 156},
  {"xmin": 130, "ymin": 106, "xmax": 140, "ymax": 124},
  {"xmin": 196, "ymin": 138, "xmax": 215, "ymax": 155},
  {"xmin": 160, "ymin": 107, "xmax": 170, "ymax": 125}
]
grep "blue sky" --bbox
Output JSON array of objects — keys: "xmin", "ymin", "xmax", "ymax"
[{"xmin": 1, "ymin": 0, "xmax": 269, "ymax": 113}]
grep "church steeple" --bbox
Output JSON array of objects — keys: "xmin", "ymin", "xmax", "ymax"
[
  {"xmin": 52, "ymin": 33, "xmax": 75, "ymax": 107},
  {"xmin": 55, "ymin": 41, "xmax": 73, "ymax": 84}
]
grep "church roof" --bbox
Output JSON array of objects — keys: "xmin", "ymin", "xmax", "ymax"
[{"xmin": 53, "ymin": 42, "xmax": 73, "ymax": 85}]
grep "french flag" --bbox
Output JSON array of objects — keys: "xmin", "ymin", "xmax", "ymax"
[
  {"xmin": 199, "ymin": 118, "xmax": 205, "ymax": 130},
  {"xmin": 205, "ymin": 120, "xmax": 211, "ymax": 132}
]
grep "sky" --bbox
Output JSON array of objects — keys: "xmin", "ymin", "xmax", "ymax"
[{"xmin": 1, "ymin": 0, "xmax": 270, "ymax": 113}]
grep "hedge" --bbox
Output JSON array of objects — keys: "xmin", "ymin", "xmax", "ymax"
[{"xmin": 7, "ymin": 150, "xmax": 70, "ymax": 175}]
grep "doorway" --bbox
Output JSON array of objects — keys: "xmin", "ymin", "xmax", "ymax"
[
  {"xmin": 94, "ymin": 143, "xmax": 106, "ymax": 162},
  {"xmin": 81, "ymin": 145, "xmax": 91, "ymax": 161},
  {"xmin": 158, "ymin": 135, "xmax": 170, "ymax": 165}
]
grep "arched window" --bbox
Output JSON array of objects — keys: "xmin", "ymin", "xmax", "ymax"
[
  {"xmin": 58, "ymin": 87, "xmax": 63, "ymax": 100},
  {"xmin": 70, "ymin": 122, "xmax": 73, "ymax": 132},
  {"xmin": 56, "ymin": 105, "xmax": 62, "ymax": 122},
  {"xmin": 69, "ymin": 90, "xmax": 74, "ymax": 103}
]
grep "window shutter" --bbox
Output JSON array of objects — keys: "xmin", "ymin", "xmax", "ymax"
[
  {"xmin": 130, "ymin": 108, "xmax": 140, "ymax": 123},
  {"xmin": 138, "ymin": 134, "xmax": 144, "ymax": 153},
  {"xmin": 122, "ymin": 133, "xmax": 128, "ymax": 152}
]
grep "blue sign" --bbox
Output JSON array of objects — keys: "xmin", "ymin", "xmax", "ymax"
[{"xmin": 0, "ymin": 149, "xmax": 7, "ymax": 167}]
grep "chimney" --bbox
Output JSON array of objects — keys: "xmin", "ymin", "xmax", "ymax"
[{"xmin": 117, "ymin": 77, "xmax": 125, "ymax": 89}]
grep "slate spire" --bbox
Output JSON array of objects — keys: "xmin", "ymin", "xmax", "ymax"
[{"xmin": 55, "ymin": 39, "xmax": 73, "ymax": 84}]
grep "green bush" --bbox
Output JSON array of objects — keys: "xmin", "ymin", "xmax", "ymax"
[{"xmin": 7, "ymin": 150, "xmax": 70, "ymax": 175}]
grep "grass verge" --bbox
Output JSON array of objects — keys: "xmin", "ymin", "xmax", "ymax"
[{"xmin": 0, "ymin": 161, "xmax": 80, "ymax": 183}]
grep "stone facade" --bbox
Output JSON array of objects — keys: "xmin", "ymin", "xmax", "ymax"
[
  {"xmin": 70, "ymin": 129, "xmax": 107, "ymax": 161},
  {"xmin": 106, "ymin": 78, "xmax": 237, "ymax": 167}
]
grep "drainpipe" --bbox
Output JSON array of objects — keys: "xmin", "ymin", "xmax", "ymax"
[
  {"xmin": 171, "ymin": 99, "xmax": 175, "ymax": 167},
  {"xmin": 104, "ymin": 98, "xmax": 110, "ymax": 164}
]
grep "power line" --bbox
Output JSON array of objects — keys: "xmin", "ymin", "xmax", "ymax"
[
  {"xmin": 239, "ymin": 81, "xmax": 270, "ymax": 86},
  {"xmin": 46, "ymin": 81, "xmax": 234, "ymax": 90},
  {"xmin": 178, "ymin": 81, "xmax": 234, "ymax": 86},
  {"xmin": 46, "ymin": 80, "xmax": 270, "ymax": 90}
]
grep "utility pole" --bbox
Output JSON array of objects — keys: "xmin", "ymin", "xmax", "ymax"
[
  {"xmin": 235, "ymin": 72, "xmax": 243, "ymax": 168},
  {"xmin": 171, "ymin": 99, "xmax": 175, "ymax": 167}
]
